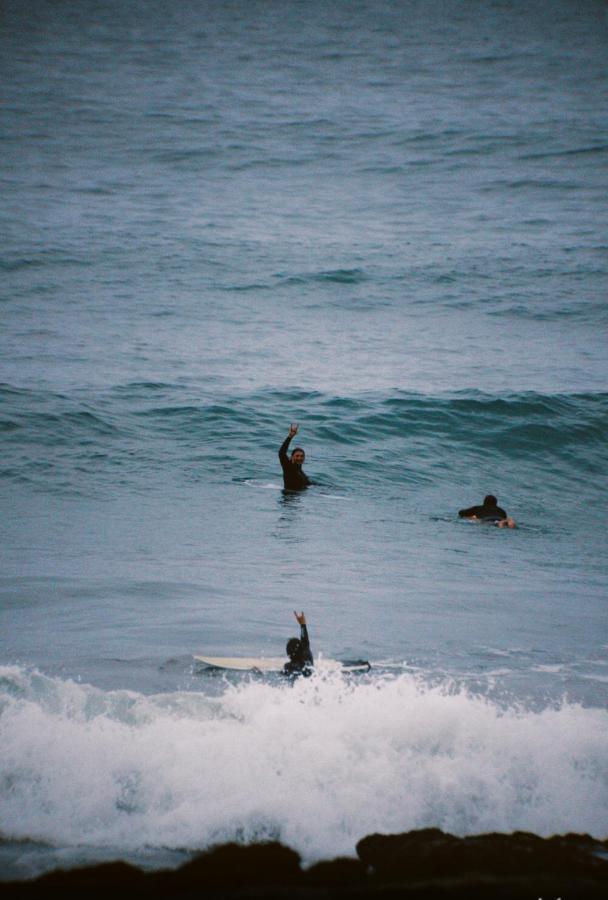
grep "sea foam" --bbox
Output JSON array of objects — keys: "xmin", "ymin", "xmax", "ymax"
[{"xmin": 1, "ymin": 665, "xmax": 606, "ymax": 864}]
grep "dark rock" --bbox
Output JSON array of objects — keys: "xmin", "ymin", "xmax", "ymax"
[
  {"xmin": 304, "ymin": 856, "xmax": 366, "ymax": 886},
  {"xmin": 152, "ymin": 840, "xmax": 303, "ymax": 892},
  {"xmin": 2, "ymin": 830, "xmax": 607, "ymax": 899},
  {"xmin": 2, "ymin": 861, "xmax": 145, "ymax": 898},
  {"xmin": 356, "ymin": 827, "xmax": 608, "ymax": 882}
]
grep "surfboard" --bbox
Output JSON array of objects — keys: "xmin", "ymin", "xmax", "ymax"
[{"xmin": 194, "ymin": 655, "xmax": 370, "ymax": 673}]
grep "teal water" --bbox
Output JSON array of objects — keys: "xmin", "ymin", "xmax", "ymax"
[{"xmin": 1, "ymin": 0, "xmax": 607, "ymax": 880}]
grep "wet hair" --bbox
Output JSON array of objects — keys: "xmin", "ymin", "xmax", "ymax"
[
  {"xmin": 286, "ymin": 637, "xmax": 301, "ymax": 658},
  {"xmin": 291, "ymin": 447, "xmax": 305, "ymax": 459},
  {"xmin": 483, "ymin": 495, "xmax": 497, "ymax": 506}
]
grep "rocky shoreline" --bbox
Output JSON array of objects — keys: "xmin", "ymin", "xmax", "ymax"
[{"xmin": 3, "ymin": 828, "xmax": 607, "ymax": 899}]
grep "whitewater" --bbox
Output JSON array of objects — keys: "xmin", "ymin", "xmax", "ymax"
[{"xmin": 1, "ymin": 665, "xmax": 607, "ymax": 876}]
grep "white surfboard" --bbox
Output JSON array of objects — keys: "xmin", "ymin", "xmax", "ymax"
[{"xmin": 194, "ymin": 655, "xmax": 370, "ymax": 673}]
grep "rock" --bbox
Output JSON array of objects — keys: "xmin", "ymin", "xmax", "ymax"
[
  {"xmin": 153, "ymin": 840, "xmax": 302, "ymax": 891},
  {"xmin": 356, "ymin": 828, "xmax": 608, "ymax": 882},
  {"xmin": 304, "ymin": 856, "xmax": 366, "ymax": 886},
  {"xmin": 3, "ymin": 860, "xmax": 145, "ymax": 898},
  {"xmin": 2, "ymin": 831, "xmax": 607, "ymax": 898}
]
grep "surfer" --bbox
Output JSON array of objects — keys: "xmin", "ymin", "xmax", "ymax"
[
  {"xmin": 284, "ymin": 610, "xmax": 314, "ymax": 677},
  {"xmin": 458, "ymin": 495, "xmax": 516, "ymax": 528},
  {"xmin": 278, "ymin": 423, "xmax": 311, "ymax": 491}
]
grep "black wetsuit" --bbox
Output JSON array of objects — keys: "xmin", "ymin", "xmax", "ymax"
[
  {"xmin": 283, "ymin": 624, "xmax": 314, "ymax": 677},
  {"xmin": 279, "ymin": 435, "xmax": 311, "ymax": 491},
  {"xmin": 459, "ymin": 503, "xmax": 507, "ymax": 522}
]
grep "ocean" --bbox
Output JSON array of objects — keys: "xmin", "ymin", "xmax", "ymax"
[{"xmin": 1, "ymin": 0, "xmax": 607, "ymax": 881}]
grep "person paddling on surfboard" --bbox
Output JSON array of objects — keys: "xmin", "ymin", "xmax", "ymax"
[
  {"xmin": 458, "ymin": 494, "xmax": 516, "ymax": 528},
  {"xmin": 284, "ymin": 610, "xmax": 314, "ymax": 677},
  {"xmin": 279, "ymin": 423, "xmax": 311, "ymax": 491}
]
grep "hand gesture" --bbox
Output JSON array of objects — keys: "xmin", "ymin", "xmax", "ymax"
[
  {"xmin": 294, "ymin": 610, "xmax": 306, "ymax": 625},
  {"xmin": 288, "ymin": 423, "xmax": 299, "ymax": 437}
]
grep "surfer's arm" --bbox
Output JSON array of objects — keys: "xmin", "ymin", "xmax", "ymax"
[
  {"xmin": 279, "ymin": 425, "xmax": 298, "ymax": 465},
  {"xmin": 279, "ymin": 435, "xmax": 292, "ymax": 465},
  {"xmin": 300, "ymin": 625, "xmax": 313, "ymax": 665},
  {"xmin": 294, "ymin": 611, "xmax": 313, "ymax": 665}
]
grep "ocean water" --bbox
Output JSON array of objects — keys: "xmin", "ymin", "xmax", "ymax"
[{"xmin": 1, "ymin": 0, "xmax": 607, "ymax": 881}]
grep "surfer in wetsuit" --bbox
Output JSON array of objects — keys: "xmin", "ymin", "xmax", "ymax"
[
  {"xmin": 458, "ymin": 495, "xmax": 516, "ymax": 528},
  {"xmin": 278, "ymin": 423, "xmax": 311, "ymax": 491},
  {"xmin": 284, "ymin": 611, "xmax": 313, "ymax": 677}
]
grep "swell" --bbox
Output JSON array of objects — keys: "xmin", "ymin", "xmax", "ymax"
[{"xmin": 1, "ymin": 384, "xmax": 606, "ymax": 492}]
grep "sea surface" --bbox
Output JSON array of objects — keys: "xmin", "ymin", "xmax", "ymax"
[{"xmin": 1, "ymin": 0, "xmax": 607, "ymax": 881}]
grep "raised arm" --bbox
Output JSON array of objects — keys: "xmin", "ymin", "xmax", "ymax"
[
  {"xmin": 279, "ymin": 423, "xmax": 298, "ymax": 464},
  {"xmin": 294, "ymin": 610, "xmax": 313, "ymax": 665}
]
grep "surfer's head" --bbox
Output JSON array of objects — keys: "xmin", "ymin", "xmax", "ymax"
[
  {"xmin": 286, "ymin": 637, "xmax": 301, "ymax": 659},
  {"xmin": 483, "ymin": 494, "xmax": 497, "ymax": 507},
  {"xmin": 290, "ymin": 447, "xmax": 305, "ymax": 465}
]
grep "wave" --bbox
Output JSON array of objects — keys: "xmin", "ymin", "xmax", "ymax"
[
  {"xmin": 520, "ymin": 144, "xmax": 608, "ymax": 161},
  {"xmin": 1, "ymin": 384, "xmax": 606, "ymax": 493},
  {"xmin": 4, "ymin": 382, "xmax": 605, "ymax": 442},
  {"xmin": 1, "ymin": 666, "xmax": 606, "ymax": 867},
  {"xmin": 277, "ymin": 268, "xmax": 369, "ymax": 286}
]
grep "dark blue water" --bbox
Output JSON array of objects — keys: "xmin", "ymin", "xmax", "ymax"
[{"xmin": 1, "ymin": 0, "xmax": 607, "ymax": 880}]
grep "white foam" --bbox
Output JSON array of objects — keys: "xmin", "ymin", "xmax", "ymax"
[{"xmin": 1, "ymin": 665, "xmax": 607, "ymax": 863}]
